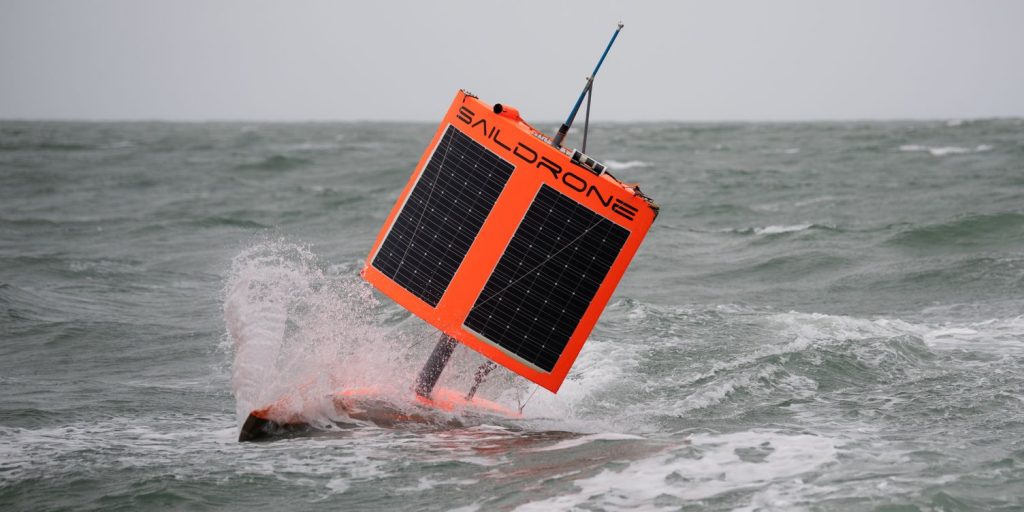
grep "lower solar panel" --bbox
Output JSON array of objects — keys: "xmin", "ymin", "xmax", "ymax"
[
  {"xmin": 464, "ymin": 185, "xmax": 630, "ymax": 371},
  {"xmin": 371, "ymin": 125, "xmax": 514, "ymax": 306}
]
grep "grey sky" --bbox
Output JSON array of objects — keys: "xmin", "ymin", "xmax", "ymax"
[{"xmin": 2, "ymin": 0, "xmax": 1022, "ymax": 121}]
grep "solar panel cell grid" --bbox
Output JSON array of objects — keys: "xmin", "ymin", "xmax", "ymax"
[
  {"xmin": 372, "ymin": 125, "xmax": 514, "ymax": 306},
  {"xmin": 464, "ymin": 184, "xmax": 630, "ymax": 372}
]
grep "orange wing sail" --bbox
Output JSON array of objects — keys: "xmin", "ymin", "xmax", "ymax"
[{"xmin": 362, "ymin": 91, "xmax": 657, "ymax": 393}]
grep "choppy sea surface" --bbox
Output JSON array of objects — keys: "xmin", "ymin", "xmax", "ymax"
[{"xmin": 2, "ymin": 118, "xmax": 1023, "ymax": 511}]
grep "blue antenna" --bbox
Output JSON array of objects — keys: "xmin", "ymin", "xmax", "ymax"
[{"xmin": 551, "ymin": 22, "xmax": 624, "ymax": 148}]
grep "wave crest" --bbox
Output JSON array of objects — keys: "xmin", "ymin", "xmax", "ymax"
[{"xmin": 899, "ymin": 144, "xmax": 992, "ymax": 156}]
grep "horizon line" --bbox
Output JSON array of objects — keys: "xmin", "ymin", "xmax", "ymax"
[{"xmin": 2, "ymin": 115, "xmax": 1022, "ymax": 124}]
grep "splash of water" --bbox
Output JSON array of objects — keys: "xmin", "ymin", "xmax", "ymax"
[
  {"xmin": 221, "ymin": 238, "xmax": 635, "ymax": 432},
  {"xmin": 222, "ymin": 239, "xmax": 413, "ymax": 426}
]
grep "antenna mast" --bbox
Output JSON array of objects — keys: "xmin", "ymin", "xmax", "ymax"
[{"xmin": 551, "ymin": 22, "xmax": 624, "ymax": 149}]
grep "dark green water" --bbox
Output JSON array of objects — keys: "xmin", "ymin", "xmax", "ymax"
[{"xmin": 1, "ymin": 119, "xmax": 1023, "ymax": 511}]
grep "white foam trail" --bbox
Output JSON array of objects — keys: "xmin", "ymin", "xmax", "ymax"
[
  {"xmin": 769, "ymin": 311, "xmax": 1024, "ymax": 356},
  {"xmin": 515, "ymin": 431, "xmax": 838, "ymax": 510},
  {"xmin": 898, "ymin": 144, "xmax": 992, "ymax": 156},
  {"xmin": 529, "ymin": 433, "xmax": 645, "ymax": 452},
  {"xmin": 283, "ymin": 141, "xmax": 339, "ymax": 151},
  {"xmin": 100, "ymin": 140, "xmax": 135, "ymax": 150},
  {"xmin": 793, "ymin": 195, "xmax": 834, "ymax": 208},
  {"xmin": 511, "ymin": 338, "xmax": 647, "ymax": 430},
  {"xmin": 754, "ymin": 223, "xmax": 813, "ymax": 235},
  {"xmin": 603, "ymin": 160, "xmax": 650, "ymax": 170},
  {"xmin": 660, "ymin": 310, "xmax": 1023, "ymax": 415}
]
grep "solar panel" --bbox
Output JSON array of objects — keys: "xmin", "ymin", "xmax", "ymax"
[
  {"xmin": 371, "ymin": 125, "xmax": 514, "ymax": 306},
  {"xmin": 363, "ymin": 90, "xmax": 658, "ymax": 392},
  {"xmin": 464, "ymin": 185, "xmax": 629, "ymax": 371}
]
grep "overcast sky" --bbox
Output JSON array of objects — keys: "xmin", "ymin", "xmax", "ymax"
[{"xmin": 2, "ymin": 0, "xmax": 1022, "ymax": 121}]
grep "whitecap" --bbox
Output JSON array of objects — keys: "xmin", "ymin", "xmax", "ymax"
[
  {"xmin": 529, "ymin": 432, "xmax": 645, "ymax": 452},
  {"xmin": 515, "ymin": 430, "xmax": 839, "ymax": 510},
  {"xmin": 898, "ymin": 144, "xmax": 992, "ymax": 156},
  {"xmin": 603, "ymin": 160, "xmax": 650, "ymax": 170},
  {"xmin": 919, "ymin": 316, "xmax": 1024, "ymax": 354},
  {"xmin": 793, "ymin": 195, "xmax": 835, "ymax": 208},
  {"xmin": 285, "ymin": 141, "xmax": 339, "ymax": 151},
  {"xmin": 929, "ymin": 146, "xmax": 970, "ymax": 156},
  {"xmin": 510, "ymin": 337, "xmax": 647, "ymax": 427},
  {"xmin": 397, "ymin": 476, "xmax": 478, "ymax": 492},
  {"xmin": 769, "ymin": 311, "xmax": 1024, "ymax": 357},
  {"xmin": 754, "ymin": 223, "xmax": 813, "ymax": 235},
  {"xmin": 671, "ymin": 363, "xmax": 795, "ymax": 413},
  {"xmin": 325, "ymin": 478, "xmax": 350, "ymax": 493}
]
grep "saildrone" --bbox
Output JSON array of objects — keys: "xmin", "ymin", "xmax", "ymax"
[{"xmin": 239, "ymin": 23, "xmax": 657, "ymax": 441}]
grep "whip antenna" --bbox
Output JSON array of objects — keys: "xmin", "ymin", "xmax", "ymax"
[{"xmin": 551, "ymin": 22, "xmax": 624, "ymax": 149}]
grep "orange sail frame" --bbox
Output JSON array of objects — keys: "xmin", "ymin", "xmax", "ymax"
[{"xmin": 362, "ymin": 90, "xmax": 656, "ymax": 393}]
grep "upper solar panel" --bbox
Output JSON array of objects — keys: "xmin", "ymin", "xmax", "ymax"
[{"xmin": 371, "ymin": 125, "xmax": 514, "ymax": 306}]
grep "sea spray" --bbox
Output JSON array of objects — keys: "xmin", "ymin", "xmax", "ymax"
[
  {"xmin": 223, "ymin": 239, "xmax": 400, "ymax": 426},
  {"xmin": 222, "ymin": 238, "xmax": 538, "ymax": 428}
]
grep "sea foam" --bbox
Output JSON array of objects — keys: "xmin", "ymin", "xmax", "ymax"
[
  {"xmin": 603, "ymin": 160, "xmax": 651, "ymax": 170},
  {"xmin": 899, "ymin": 144, "xmax": 993, "ymax": 156},
  {"xmin": 516, "ymin": 430, "xmax": 838, "ymax": 509}
]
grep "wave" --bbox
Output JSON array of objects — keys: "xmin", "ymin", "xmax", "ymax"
[
  {"xmin": 0, "ymin": 142, "xmax": 94, "ymax": 152},
  {"xmin": 282, "ymin": 141, "xmax": 338, "ymax": 151},
  {"xmin": 898, "ymin": 144, "xmax": 993, "ymax": 156},
  {"xmin": 187, "ymin": 216, "xmax": 268, "ymax": 229},
  {"xmin": 615, "ymin": 302, "xmax": 1024, "ymax": 420},
  {"xmin": 886, "ymin": 211, "xmax": 1024, "ymax": 250},
  {"xmin": 527, "ymin": 432, "xmax": 645, "ymax": 452},
  {"xmin": 792, "ymin": 195, "xmax": 835, "ymax": 208},
  {"xmin": 765, "ymin": 310, "xmax": 1024, "ymax": 362},
  {"xmin": 603, "ymin": 160, "xmax": 650, "ymax": 170},
  {"xmin": 517, "ymin": 430, "xmax": 838, "ymax": 509},
  {"xmin": 753, "ymin": 223, "xmax": 814, "ymax": 235},
  {"xmin": 99, "ymin": 141, "xmax": 135, "ymax": 150},
  {"xmin": 729, "ymin": 223, "xmax": 832, "ymax": 235},
  {"xmin": 235, "ymin": 155, "xmax": 311, "ymax": 171}
]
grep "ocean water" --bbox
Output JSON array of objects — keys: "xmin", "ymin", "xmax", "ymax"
[{"xmin": 1, "ymin": 118, "xmax": 1023, "ymax": 511}]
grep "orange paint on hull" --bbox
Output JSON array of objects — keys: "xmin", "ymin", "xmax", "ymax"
[
  {"xmin": 239, "ymin": 386, "xmax": 520, "ymax": 441},
  {"xmin": 362, "ymin": 90, "xmax": 657, "ymax": 393}
]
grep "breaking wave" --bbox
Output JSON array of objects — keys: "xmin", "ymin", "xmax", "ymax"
[
  {"xmin": 728, "ymin": 223, "xmax": 832, "ymax": 235},
  {"xmin": 603, "ymin": 160, "xmax": 650, "ymax": 170},
  {"xmin": 898, "ymin": 144, "xmax": 993, "ymax": 156},
  {"xmin": 518, "ymin": 430, "xmax": 839, "ymax": 509},
  {"xmin": 609, "ymin": 302, "xmax": 1024, "ymax": 423}
]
